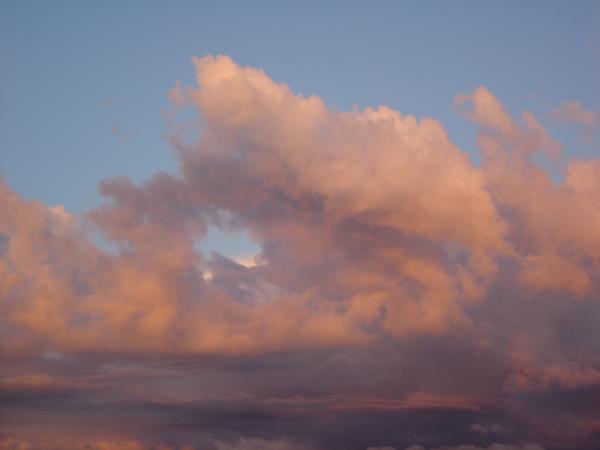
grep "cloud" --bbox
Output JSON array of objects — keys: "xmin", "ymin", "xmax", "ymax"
[
  {"xmin": 468, "ymin": 423, "xmax": 508, "ymax": 435},
  {"xmin": 0, "ymin": 433, "xmax": 305, "ymax": 450},
  {"xmin": 404, "ymin": 445, "xmax": 545, "ymax": 450},
  {"xmin": 551, "ymin": 101, "xmax": 599, "ymax": 145},
  {"xmin": 0, "ymin": 436, "xmax": 32, "ymax": 450},
  {"xmin": 2, "ymin": 55, "xmax": 600, "ymax": 449},
  {"xmin": 1, "ymin": 56, "xmax": 514, "ymax": 356},
  {"xmin": 214, "ymin": 437, "xmax": 308, "ymax": 450},
  {"xmin": 551, "ymin": 101, "xmax": 599, "ymax": 128}
]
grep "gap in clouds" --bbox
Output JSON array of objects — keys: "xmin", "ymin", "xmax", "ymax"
[{"xmin": 198, "ymin": 227, "xmax": 262, "ymax": 267}]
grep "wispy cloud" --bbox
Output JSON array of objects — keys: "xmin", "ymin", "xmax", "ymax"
[{"xmin": 551, "ymin": 100, "xmax": 599, "ymax": 145}]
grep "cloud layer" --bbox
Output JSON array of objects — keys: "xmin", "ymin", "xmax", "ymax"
[{"xmin": 1, "ymin": 55, "xmax": 600, "ymax": 449}]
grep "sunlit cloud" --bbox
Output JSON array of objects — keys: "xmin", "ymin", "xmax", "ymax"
[{"xmin": 1, "ymin": 55, "xmax": 600, "ymax": 449}]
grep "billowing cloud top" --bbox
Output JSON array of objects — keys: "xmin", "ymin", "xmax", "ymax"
[{"xmin": 1, "ymin": 55, "xmax": 600, "ymax": 449}]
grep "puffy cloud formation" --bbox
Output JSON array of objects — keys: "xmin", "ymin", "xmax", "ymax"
[{"xmin": 1, "ymin": 55, "xmax": 600, "ymax": 449}]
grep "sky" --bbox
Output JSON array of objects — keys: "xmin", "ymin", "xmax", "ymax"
[{"xmin": 1, "ymin": 1, "xmax": 600, "ymax": 449}]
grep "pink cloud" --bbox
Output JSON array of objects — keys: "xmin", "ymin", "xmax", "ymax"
[
  {"xmin": 2, "ymin": 56, "xmax": 600, "ymax": 358},
  {"xmin": 551, "ymin": 101, "xmax": 599, "ymax": 145},
  {"xmin": 2, "ymin": 55, "xmax": 600, "ymax": 449},
  {"xmin": 551, "ymin": 101, "xmax": 599, "ymax": 127}
]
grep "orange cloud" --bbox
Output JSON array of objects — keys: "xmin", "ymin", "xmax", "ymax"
[{"xmin": 2, "ymin": 56, "xmax": 600, "ymax": 364}]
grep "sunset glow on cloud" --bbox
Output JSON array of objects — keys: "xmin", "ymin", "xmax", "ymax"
[{"xmin": 1, "ymin": 3, "xmax": 600, "ymax": 448}]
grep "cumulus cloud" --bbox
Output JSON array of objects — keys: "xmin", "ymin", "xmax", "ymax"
[
  {"xmin": 2, "ymin": 55, "xmax": 600, "ymax": 449},
  {"xmin": 3, "ymin": 55, "xmax": 600, "ymax": 356},
  {"xmin": 1, "ymin": 55, "xmax": 511, "ymax": 356}
]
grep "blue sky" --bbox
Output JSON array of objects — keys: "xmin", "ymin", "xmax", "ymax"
[{"xmin": 1, "ymin": 0, "xmax": 599, "ymax": 256}]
